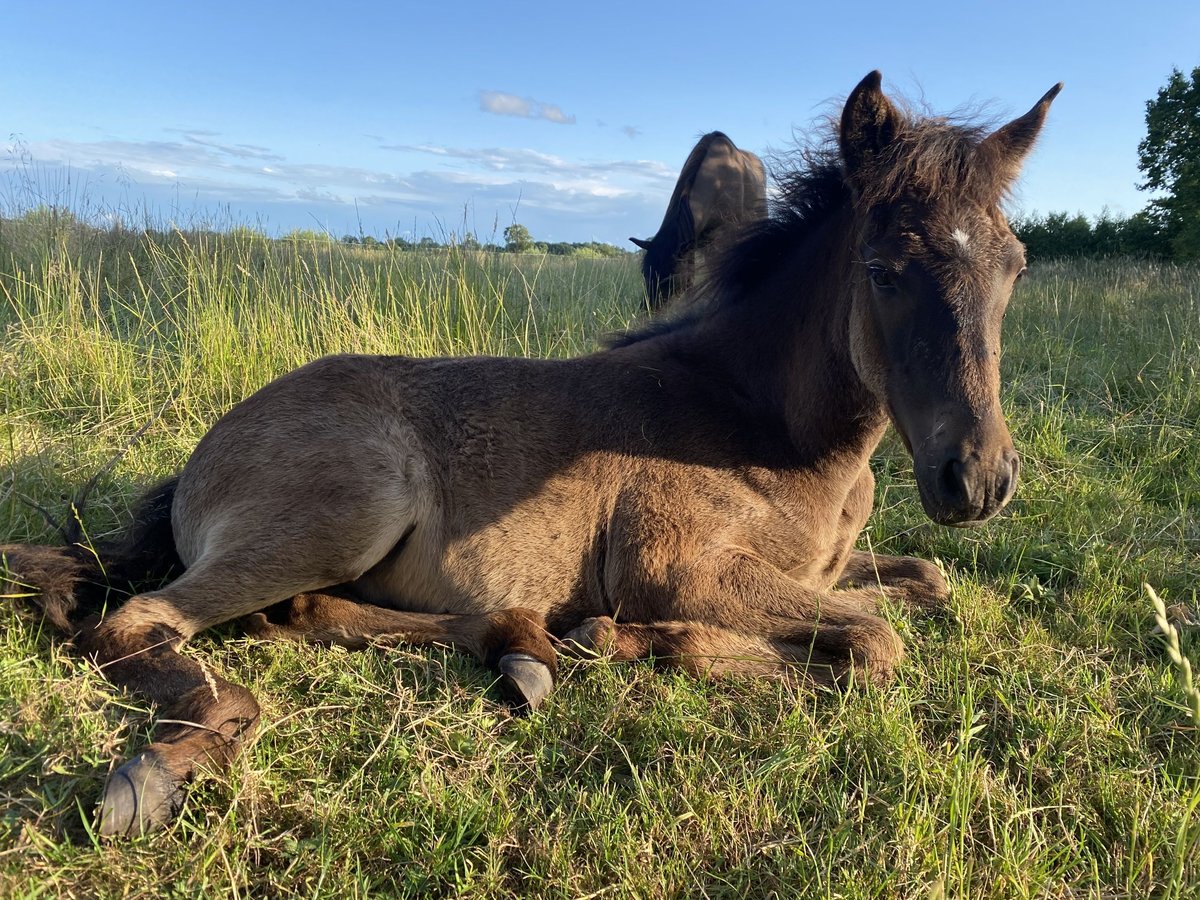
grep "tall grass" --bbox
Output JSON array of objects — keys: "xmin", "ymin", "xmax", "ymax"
[
  {"xmin": 1, "ymin": 216, "xmax": 1198, "ymax": 898},
  {"xmin": 0, "ymin": 218, "xmax": 639, "ymax": 537}
]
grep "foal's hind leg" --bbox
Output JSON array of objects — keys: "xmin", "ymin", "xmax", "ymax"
[
  {"xmin": 74, "ymin": 623, "xmax": 259, "ymax": 837},
  {"xmin": 243, "ymin": 592, "xmax": 558, "ymax": 710},
  {"xmin": 76, "ymin": 556, "xmax": 366, "ymax": 837},
  {"xmin": 836, "ymin": 550, "xmax": 950, "ymax": 612},
  {"xmin": 75, "ymin": 595, "xmax": 263, "ymax": 837}
]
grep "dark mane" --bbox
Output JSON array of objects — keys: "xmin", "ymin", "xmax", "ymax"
[
  {"xmin": 711, "ymin": 160, "xmax": 847, "ymax": 301},
  {"xmin": 610, "ymin": 105, "xmax": 1003, "ymax": 350}
]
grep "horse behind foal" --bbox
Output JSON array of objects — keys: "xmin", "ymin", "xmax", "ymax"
[
  {"xmin": 631, "ymin": 131, "xmax": 767, "ymax": 308},
  {"xmin": 0, "ymin": 72, "xmax": 1060, "ymax": 837}
]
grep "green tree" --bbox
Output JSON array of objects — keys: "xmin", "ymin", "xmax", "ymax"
[
  {"xmin": 1091, "ymin": 209, "xmax": 1121, "ymax": 256},
  {"xmin": 503, "ymin": 223, "xmax": 533, "ymax": 253},
  {"xmin": 1138, "ymin": 66, "xmax": 1200, "ymax": 259},
  {"xmin": 1119, "ymin": 211, "xmax": 1173, "ymax": 258}
]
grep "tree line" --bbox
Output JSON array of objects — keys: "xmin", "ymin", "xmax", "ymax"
[
  {"xmin": 0, "ymin": 212, "xmax": 632, "ymax": 262},
  {"xmin": 1009, "ymin": 210, "xmax": 1171, "ymax": 261},
  {"xmin": 336, "ymin": 223, "xmax": 628, "ymax": 258}
]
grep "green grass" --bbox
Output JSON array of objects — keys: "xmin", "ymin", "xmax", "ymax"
[{"xmin": 1, "ymin": 219, "xmax": 1198, "ymax": 898}]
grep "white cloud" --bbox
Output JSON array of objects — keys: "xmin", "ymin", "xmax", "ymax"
[
  {"xmin": 537, "ymin": 104, "xmax": 573, "ymax": 125},
  {"xmin": 479, "ymin": 91, "xmax": 531, "ymax": 117},
  {"xmin": 382, "ymin": 143, "xmax": 673, "ymax": 185},
  {"xmin": 163, "ymin": 129, "xmax": 284, "ymax": 162},
  {"xmin": 4, "ymin": 132, "xmax": 675, "ymax": 243},
  {"xmin": 479, "ymin": 91, "xmax": 576, "ymax": 125}
]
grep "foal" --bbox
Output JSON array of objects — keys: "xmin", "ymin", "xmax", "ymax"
[{"xmin": 1, "ymin": 72, "xmax": 1060, "ymax": 836}]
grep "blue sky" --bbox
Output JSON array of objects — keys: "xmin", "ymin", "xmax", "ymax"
[{"xmin": 3, "ymin": 1, "xmax": 1197, "ymax": 244}]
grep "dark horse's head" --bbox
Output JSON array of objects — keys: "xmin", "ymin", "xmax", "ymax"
[
  {"xmin": 630, "ymin": 233, "xmax": 681, "ymax": 308},
  {"xmin": 839, "ymin": 72, "xmax": 1061, "ymax": 526}
]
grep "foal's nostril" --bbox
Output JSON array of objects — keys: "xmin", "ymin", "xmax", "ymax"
[
  {"xmin": 996, "ymin": 450, "xmax": 1020, "ymax": 502},
  {"xmin": 938, "ymin": 457, "xmax": 968, "ymax": 505}
]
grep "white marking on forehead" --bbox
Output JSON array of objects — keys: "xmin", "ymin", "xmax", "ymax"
[{"xmin": 951, "ymin": 227, "xmax": 971, "ymax": 249}]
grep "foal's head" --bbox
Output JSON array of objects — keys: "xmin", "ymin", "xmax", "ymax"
[{"xmin": 839, "ymin": 72, "xmax": 1061, "ymax": 526}]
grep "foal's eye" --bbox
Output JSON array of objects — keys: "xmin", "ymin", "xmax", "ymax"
[
  {"xmin": 1015, "ymin": 266, "xmax": 1028, "ymax": 282},
  {"xmin": 867, "ymin": 265, "xmax": 895, "ymax": 289}
]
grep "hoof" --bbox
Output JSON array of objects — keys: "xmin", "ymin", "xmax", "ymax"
[
  {"xmin": 98, "ymin": 751, "xmax": 185, "ymax": 838},
  {"xmin": 497, "ymin": 653, "xmax": 554, "ymax": 713}
]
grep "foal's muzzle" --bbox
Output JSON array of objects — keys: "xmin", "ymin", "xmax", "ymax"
[{"xmin": 917, "ymin": 446, "xmax": 1020, "ymax": 527}]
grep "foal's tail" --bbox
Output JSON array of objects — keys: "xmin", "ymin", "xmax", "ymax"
[{"xmin": 1, "ymin": 478, "xmax": 182, "ymax": 633}]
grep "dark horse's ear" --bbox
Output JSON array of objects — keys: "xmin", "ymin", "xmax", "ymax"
[
  {"xmin": 979, "ymin": 83, "xmax": 1064, "ymax": 191},
  {"xmin": 840, "ymin": 71, "xmax": 904, "ymax": 184},
  {"xmin": 630, "ymin": 237, "xmax": 652, "ymax": 250}
]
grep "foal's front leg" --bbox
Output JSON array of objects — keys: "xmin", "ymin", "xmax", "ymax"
[
  {"xmin": 819, "ymin": 467, "xmax": 950, "ymax": 612},
  {"xmin": 835, "ymin": 550, "xmax": 950, "ymax": 612},
  {"xmin": 570, "ymin": 552, "xmax": 907, "ymax": 688},
  {"xmin": 561, "ymin": 616, "xmax": 863, "ymax": 682}
]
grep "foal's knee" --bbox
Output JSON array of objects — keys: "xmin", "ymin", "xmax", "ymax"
[{"xmin": 866, "ymin": 557, "xmax": 951, "ymax": 615}]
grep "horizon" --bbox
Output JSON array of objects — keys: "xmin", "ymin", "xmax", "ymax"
[{"xmin": 3, "ymin": 2, "xmax": 1197, "ymax": 245}]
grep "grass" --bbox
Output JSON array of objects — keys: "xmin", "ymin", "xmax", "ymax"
[{"xmin": 1, "ymin": 217, "xmax": 1198, "ymax": 898}]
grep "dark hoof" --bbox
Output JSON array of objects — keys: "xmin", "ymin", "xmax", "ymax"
[
  {"xmin": 498, "ymin": 653, "xmax": 554, "ymax": 713},
  {"xmin": 98, "ymin": 751, "xmax": 185, "ymax": 838}
]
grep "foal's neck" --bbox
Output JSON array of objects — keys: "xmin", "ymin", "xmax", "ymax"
[{"xmin": 703, "ymin": 204, "xmax": 888, "ymax": 468}]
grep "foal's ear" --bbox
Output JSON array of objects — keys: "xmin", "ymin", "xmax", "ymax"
[
  {"xmin": 980, "ymin": 83, "xmax": 1064, "ymax": 188},
  {"xmin": 840, "ymin": 71, "xmax": 904, "ymax": 182}
]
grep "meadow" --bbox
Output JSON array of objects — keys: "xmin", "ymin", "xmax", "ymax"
[{"xmin": 1, "ymin": 214, "xmax": 1198, "ymax": 898}]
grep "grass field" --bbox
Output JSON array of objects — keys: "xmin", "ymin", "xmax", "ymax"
[{"xmin": 1, "ymin": 216, "xmax": 1198, "ymax": 898}]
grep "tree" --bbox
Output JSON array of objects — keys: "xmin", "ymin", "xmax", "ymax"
[
  {"xmin": 1091, "ymin": 209, "xmax": 1121, "ymax": 256},
  {"xmin": 1138, "ymin": 66, "xmax": 1200, "ymax": 259},
  {"xmin": 1120, "ymin": 210, "xmax": 1173, "ymax": 258},
  {"xmin": 503, "ymin": 223, "xmax": 533, "ymax": 253},
  {"xmin": 1009, "ymin": 210, "xmax": 1172, "ymax": 260}
]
